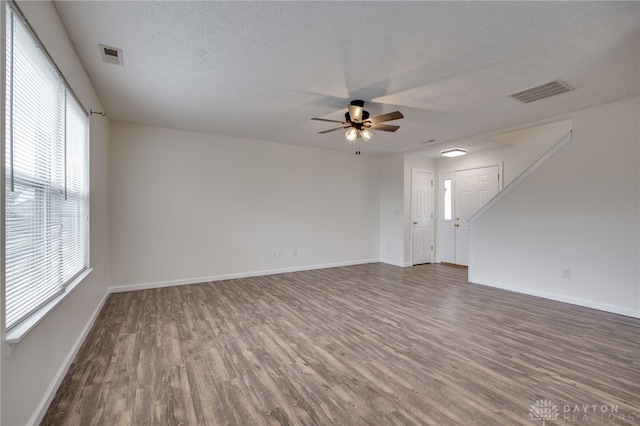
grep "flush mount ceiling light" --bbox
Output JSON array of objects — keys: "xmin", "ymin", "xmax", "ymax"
[{"xmin": 441, "ymin": 148, "xmax": 467, "ymax": 158}]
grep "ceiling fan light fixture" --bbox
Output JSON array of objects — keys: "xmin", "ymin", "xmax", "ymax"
[
  {"xmin": 441, "ymin": 148, "xmax": 467, "ymax": 158},
  {"xmin": 345, "ymin": 128, "xmax": 358, "ymax": 143},
  {"xmin": 314, "ymin": 100, "xmax": 403, "ymax": 146}
]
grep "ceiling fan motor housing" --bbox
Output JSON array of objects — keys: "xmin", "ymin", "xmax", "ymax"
[{"xmin": 345, "ymin": 110, "xmax": 370, "ymax": 125}]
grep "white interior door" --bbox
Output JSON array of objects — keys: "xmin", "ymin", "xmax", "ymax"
[
  {"xmin": 438, "ymin": 172, "xmax": 455, "ymax": 264},
  {"xmin": 454, "ymin": 166, "xmax": 500, "ymax": 266},
  {"xmin": 412, "ymin": 170, "xmax": 434, "ymax": 265}
]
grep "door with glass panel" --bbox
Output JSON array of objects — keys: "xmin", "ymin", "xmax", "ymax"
[
  {"xmin": 438, "ymin": 172, "xmax": 455, "ymax": 264},
  {"xmin": 439, "ymin": 166, "xmax": 499, "ymax": 266}
]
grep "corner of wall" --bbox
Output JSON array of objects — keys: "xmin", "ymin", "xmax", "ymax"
[{"xmin": 469, "ymin": 98, "xmax": 639, "ymax": 317}]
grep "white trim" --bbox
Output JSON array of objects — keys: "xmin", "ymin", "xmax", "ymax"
[
  {"xmin": 28, "ymin": 289, "xmax": 110, "ymax": 426},
  {"xmin": 380, "ymin": 258, "xmax": 403, "ymax": 267},
  {"xmin": 469, "ymin": 130, "xmax": 572, "ymax": 223},
  {"xmin": 437, "ymin": 162, "xmax": 504, "ymax": 176},
  {"xmin": 5, "ymin": 268, "xmax": 94, "ymax": 352},
  {"xmin": 1, "ymin": 0, "xmax": 7, "ymax": 411},
  {"xmin": 470, "ymin": 276, "xmax": 640, "ymax": 319},
  {"xmin": 437, "ymin": 163, "xmax": 503, "ymax": 266},
  {"xmin": 436, "ymin": 170, "xmax": 454, "ymax": 264},
  {"xmin": 380, "ymin": 258, "xmax": 411, "ymax": 267},
  {"xmin": 109, "ymin": 258, "xmax": 380, "ymax": 293},
  {"xmin": 410, "ymin": 168, "xmax": 435, "ymax": 266}
]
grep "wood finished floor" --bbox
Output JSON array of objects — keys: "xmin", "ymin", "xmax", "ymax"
[{"xmin": 42, "ymin": 263, "xmax": 640, "ymax": 425}]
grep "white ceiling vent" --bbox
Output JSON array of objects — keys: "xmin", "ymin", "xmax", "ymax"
[
  {"xmin": 99, "ymin": 44, "xmax": 124, "ymax": 66},
  {"xmin": 510, "ymin": 80, "xmax": 572, "ymax": 103}
]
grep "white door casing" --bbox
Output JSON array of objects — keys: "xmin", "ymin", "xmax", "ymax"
[
  {"xmin": 411, "ymin": 170, "xmax": 434, "ymax": 265},
  {"xmin": 438, "ymin": 172, "xmax": 455, "ymax": 264},
  {"xmin": 454, "ymin": 166, "xmax": 500, "ymax": 266}
]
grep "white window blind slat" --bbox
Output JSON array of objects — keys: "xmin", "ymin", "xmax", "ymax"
[{"xmin": 5, "ymin": 2, "xmax": 90, "ymax": 331}]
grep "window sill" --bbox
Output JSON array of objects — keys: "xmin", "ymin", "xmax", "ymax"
[{"xmin": 5, "ymin": 268, "xmax": 93, "ymax": 357}]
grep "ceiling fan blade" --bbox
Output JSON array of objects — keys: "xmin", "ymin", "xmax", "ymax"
[
  {"xmin": 318, "ymin": 126, "xmax": 347, "ymax": 134},
  {"xmin": 368, "ymin": 123, "xmax": 400, "ymax": 132},
  {"xmin": 311, "ymin": 118, "xmax": 346, "ymax": 124},
  {"xmin": 368, "ymin": 111, "xmax": 404, "ymax": 124},
  {"xmin": 348, "ymin": 104, "xmax": 363, "ymax": 123}
]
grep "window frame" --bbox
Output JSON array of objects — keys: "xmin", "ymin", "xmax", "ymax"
[{"xmin": 3, "ymin": 0, "xmax": 91, "ymax": 352}]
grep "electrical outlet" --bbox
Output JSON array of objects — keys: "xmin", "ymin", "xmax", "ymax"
[
  {"xmin": 273, "ymin": 250, "xmax": 281, "ymax": 257},
  {"xmin": 292, "ymin": 248, "xmax": 298, "ymax": 257},
  {"xmin": 561, "ymin": 268, "xmax": 571, "ymax": 279}
]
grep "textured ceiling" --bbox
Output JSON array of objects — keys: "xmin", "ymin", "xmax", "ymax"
[{"xmin": 53, "ymin": 1, "xmax": 640, "ymax": 157}]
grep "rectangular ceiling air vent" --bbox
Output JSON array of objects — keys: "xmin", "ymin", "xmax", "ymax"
[
  {"xmin": 510, "ymin": 80, "xmax": 572, "ymax": 103},
  {"xmin": 99, "ymin": 44, "xmax": 124, "ymax": 66}
]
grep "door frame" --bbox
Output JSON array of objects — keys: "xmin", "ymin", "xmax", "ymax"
[
  {"xmin": 437, "ymin": 163, "xmax": 503, "ymax": 265},
  {"xmin": 410, "ymin": 168, "xmax": 435, "ymax": 266},
  {"xmin": 436, "ymin": 171, "xmax": 455, "ymax": 264}
]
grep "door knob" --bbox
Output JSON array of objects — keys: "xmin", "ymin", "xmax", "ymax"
[{"xmin": 413, "ymin": 222, "xmax": 418, "ymax": 225}]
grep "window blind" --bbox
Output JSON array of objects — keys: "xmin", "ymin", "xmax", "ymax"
[{"xmin": 5, "ymin": 2, "xmax": 89, "ymax": 331}]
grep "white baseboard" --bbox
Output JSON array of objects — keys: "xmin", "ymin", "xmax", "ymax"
[
  {"xmin": 29, "ymin": 290, "xmax": 110, "ymax": 426},
  {"xmin": 470, "ymin": 276, "xmax": 640, "ymax": 319},
  {"xmin": 110, "ymin": 258, "xmax": 380, "ymax": 293},
  {"xmin": 379, "ymin": 258, "xmax": 411, "ymax": 267}
]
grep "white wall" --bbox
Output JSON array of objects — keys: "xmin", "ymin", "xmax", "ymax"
[
  {"xmin": 379, "ymin": 154, "xmax": 405, "ymax": 266},
  {"xmin": 437, "ymin": 120, "xmax": 573, "ymax": 186},
  {"xmin": 433, "ymin": 120, "xmax": 573, "ymax": 264},
  {"xmin": 109, "ymin": 122, "xmax": 381, "ymax": 289},
  {"xmin": 1, "ymin": 1, "xmax": 111, "ymax": 425},
  {"xmin": 378, "ymin": 154, "xmax": 435, "ymax": 267},
  {"xmin": 471, "ymin": 97, "xmax": 639, "ymax": 317}
]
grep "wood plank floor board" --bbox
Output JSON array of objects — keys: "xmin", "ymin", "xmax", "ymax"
[{"xmin": 41, "ymin": 263, "xmax": 640, "ymax": 425}]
